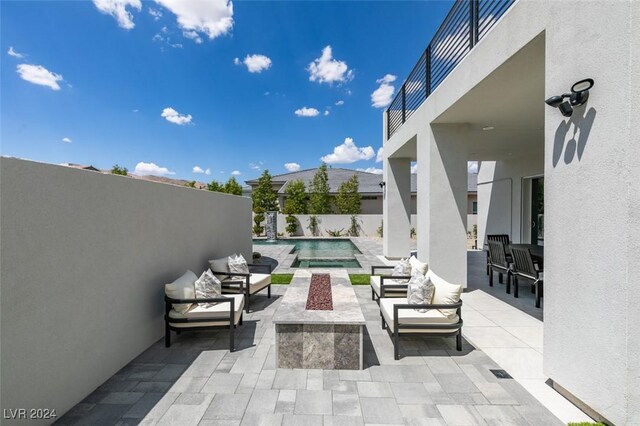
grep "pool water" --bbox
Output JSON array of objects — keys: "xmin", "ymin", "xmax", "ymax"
[{"xmin": 253, "ymin": 239, "xmax": 362, "ymax": 268}]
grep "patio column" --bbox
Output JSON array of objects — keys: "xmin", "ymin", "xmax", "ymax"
[
  {"xmin": 417, "ymin": 124, "xmax": 468, "ymax": 286},
  {"xmin": 383, "ymin": 157, "xmax": 411, "ymax": 258}
]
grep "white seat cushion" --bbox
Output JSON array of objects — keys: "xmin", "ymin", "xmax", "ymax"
[
  {"xmin": 168, "ymin": 294, "xmax": 244, "ymax": 327},
  {"xmin": 427, "ymin": 270, "xmax": 463, "ymax": 319},
  {"xmin": 370, "ymin": 275, "xmax": 407, "ymax": 298},
  {"xmin": 222, "ymin": 273, "xmax": 271, "ymax": 295},
  {"xmin": 380, "ymin": 297, "xmax": 460, "ymax": 333}
]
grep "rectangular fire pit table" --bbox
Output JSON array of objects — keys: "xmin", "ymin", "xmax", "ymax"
[{"xmin": 273, "ymin": 270, "xmax": 366, "ymax": 370}]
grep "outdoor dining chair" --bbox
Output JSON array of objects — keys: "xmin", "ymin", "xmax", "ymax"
[
  {"xmin": 486, "ymin": 234, "xmax": 511, "ymax": 275},
  {"xmin": 487, "ymin": 240, "xmax": 513, "ymax": 291},
  {"xmin": 510, "ymin": 247, "xmax": 544, "ymax": 308}
]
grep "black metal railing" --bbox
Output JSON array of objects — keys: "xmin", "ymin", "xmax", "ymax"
[{"xmin": 386, "ymin": 0, "xmax": 515, "ymax": 139}]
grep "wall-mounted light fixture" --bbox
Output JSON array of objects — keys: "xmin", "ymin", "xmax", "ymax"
[
  {"xmin": 545, "ymin": 78, "xmax": 594, "ymax": 117},
  {"xmin": 379, "ymin": 181, "xmax": 386, "ymax": 189}
]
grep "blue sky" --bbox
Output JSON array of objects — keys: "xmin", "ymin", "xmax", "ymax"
[{"xmin": 1, "ymin": 0, "xmax": 453, "ymax": 182}]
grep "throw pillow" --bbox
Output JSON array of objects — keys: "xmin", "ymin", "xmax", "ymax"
[
  {"xmin": 409, "ymin": 256, "xmax": 428, "ymax": 275},
  {"xmin": 208, "ymin": 257, "xmax": 230, "ymax": 281},
  {"xmin": 194, "ymin": 269, "xmax": 222, "ymax": 308},
  {"xmin": 392, "ymin": 258, "xmax": 412, "ymax": 283},
  {"xmin": 407, "ymin": 274, "xmax": 435, "ymax": 313},
  {"xmin": 164, "ymin": 270, "xmax": 198, "ymax": 313},
  {"xmin": 429, "ymin": 271, "xmax": 463, "ymax": 318},
  {"xmin": 228, "ymin": 253, "xmax": 250, "ymax": 275}
]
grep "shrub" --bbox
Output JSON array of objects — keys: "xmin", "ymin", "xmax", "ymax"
[
  {"xmin": 253, "ymin": 209, "xmax": 265, "ymax": 236},
  {"xmin": 111, "ymin": 164, "xmax": 128, "ymax": 176},
  {"xmin": 307, "ymin": 215, "xmax": 320, "ymax": 236},
  {"xmin": 348, "ymin": 215, "xmax": 360, "ymax": 237},
  {"xmin": 377, "ymin": 220, "xmax": 383, "ymax": 237},
  {"xmin": 410, "ymin": 227, "xmax": 416, "ymax": 238},
  {"xmin": 326, "ymin": 228, "xmax": 345, "ymax": 237},
  {"xmin": 285, "ymin": 214, "xmax": 298, "ymax": 236}
]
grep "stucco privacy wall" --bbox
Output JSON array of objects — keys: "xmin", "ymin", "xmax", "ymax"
[
  {"xmin": 265, "ymin": 214, "xmax": 421, "ymax": 237},
  {"xmin": 542, "ymin": 1, "xmax": 636, "ymax": 424},
  {"xmin": 0, "ymin": 158, "xmax": 252, "ymax": 423}
]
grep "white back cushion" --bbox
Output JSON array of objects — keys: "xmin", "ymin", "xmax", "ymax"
[
  {"xmin": 194, "ymin": 269, "xmax": 222, "ymax": 308},
  {"xmin": 427, "ymin": 270, "xmax": 462, "ymax": 318},
  {"xmin": 409, "ymin": 256, "xmax": 428, "ymax": 276},
  {"xmin": 165, "ymin": 270, "xmax": 198, "ymax": 313}
]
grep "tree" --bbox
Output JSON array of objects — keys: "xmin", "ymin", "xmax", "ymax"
[
  {"xmin": 308, "ymin": 163, "xmax": 331, "ymax": 214},
  {"xmin": 283, "ymin": 180, "xmax": 307, "ymax": 214},
  {"xmin": 251, "ymin": 170, "xmax": 279, "ymax": 212},
  {"xmin": 207, "ymin": 180, "xmax": 224, "ymax": 192},
  {"xmin": 185, "ymin": 180, "xmax": 196, "ymax": 188},
  {"xmin": 111, "ymin": 164, "xmax": 128, "ymax": 176},
  {"xmin": 224, "ymin": 177, "xmax": 243, "ymax": 196},
  {"xmin": 335, "ymin": 174, "xmax": 361, "ymax": 214}
]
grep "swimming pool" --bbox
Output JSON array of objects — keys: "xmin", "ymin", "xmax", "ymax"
[{"xmin": 253, "ymin": 238, "xmax": 362, "ymax": 268}]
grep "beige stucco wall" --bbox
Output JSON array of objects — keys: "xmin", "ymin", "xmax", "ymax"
[{"xmin": 0, "ymin": 158, "xmax": 252, "ymax": 423}]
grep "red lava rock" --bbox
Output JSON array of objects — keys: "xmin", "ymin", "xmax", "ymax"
[{"xmin": 305, "ymin": 274, "xmax": 333, "ymax": 311}]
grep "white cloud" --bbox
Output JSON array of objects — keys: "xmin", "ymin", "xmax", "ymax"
[
  {"xmin": 154, "ymin": 0, "xmax": 234, "ymax": 42},
  {"xmin": 238, "ymin": 54, "xmax": 272, "ymax": 73},
  {"xmin": 335, "ymin": 100, "xmax": 344, "ymax": 106},
  {"xmin": 133, "ymin": 109, "xmax": 139, "ymax": 112},
  {"xmin": 375, "ymin": 147, "xmax": 384, "ymax": 162},
  {"xmin": 249, "ymin": 162, "xmax": 261, "ymax": 170},
  {"xmin": 148, "ymin": 7, "xmax": 162, "ymax": 20},
  {"xmin": 233, "ymin": 57, "xmax": 241, "ymax": 65},
  {"xmin": 16, "ymin": 64, "xmax": 64, "ymax": 90},
  {"xmin": 324, "ymin": 110, "xmax": 330, "ymax": 116},
  {"xmin": 468, "ymin": 161, "xmax": 478, "ymax": 173},
  {"xmin": 161, "ymin": 107, "xmax": 192, "ymax": 125},
  {"xmin": 182, "ymin": 30, "xmax": 202, "ymax": 44},
  {"xmin": 231, "ymin": 170, "xmax": 241, "ymax": 176},
  {"xmin": 92, "ymin": 0, "xmax": 142, "ymax": 30},
  {"xmin": 321, "ymin": 138, "xmax": 375, "ymax": 164},
  {"xmin": 308, "ymin": 45, "xmax": 353, "ymax": 85},
  {"xmin": 62, "ymin": 137, "xmax": 72, "ymax": 143},
  {"xmin": 371, "ymin": 74, "xmax": 397, "ymax": 108},
  {"xmin": 7, "ymin": 46, "xmax": 24, "ymax": 58},
  {"xmin": 192, "ymin": 166, "xmax": 212, "ymax": 175},
  {"xmin": 134, "ymin": 161, "xmax": 175, "ymax": 176},
  {"xmin": 294, "ymin": 107, "xmax": 319, "ymax": 117},
  {"xmin": 411, "ymin": 163, "xmax": 417, "ymax": 174},
  {"xmin": 284, "ymin": 162, "xmax": 301, "ymax": 172},
  {"xmin": 357, "ymin": 167, "xmax": 383, "ymax": 175}
]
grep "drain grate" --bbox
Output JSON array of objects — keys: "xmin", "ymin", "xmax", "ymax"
[{"xmin": 490, "ymin": 369, "xmax": 513, "ymax": 379}]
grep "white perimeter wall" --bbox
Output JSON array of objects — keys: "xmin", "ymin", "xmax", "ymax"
[
  {"xmin": 0, "ymin": 158, "xmax": 252, "ymax": 423},
  {"xmin": 257, "ymin": 214, "xmax": 478, "ymax": 238}
]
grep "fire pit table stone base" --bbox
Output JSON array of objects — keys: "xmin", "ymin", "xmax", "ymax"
[{"xmin": 273, "ymin": 270, "xmax": 366, "ymax": 370}]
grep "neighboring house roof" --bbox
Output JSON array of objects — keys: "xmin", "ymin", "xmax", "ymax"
[
  {"xmin": 65, "ymin": 163, "xmax": 101, "ymax": 172},
  {"xmin": 246, "ymin": 167, "xmax": 477, "ymax": 194},
  {"xmin": 246, "ymin": 167, "xmax": 392, "ymax": 194}
]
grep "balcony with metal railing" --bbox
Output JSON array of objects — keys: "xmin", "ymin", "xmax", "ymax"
[{"xmin": 386, "ymin": 0, "xmax": 515, "ymax": 140}]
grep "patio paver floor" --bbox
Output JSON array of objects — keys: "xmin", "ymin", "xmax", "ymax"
[{"xmin": 57, "ymin": 270, "xmax": 564, "ymax": 426}]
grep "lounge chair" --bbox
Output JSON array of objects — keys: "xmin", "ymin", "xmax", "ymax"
[
  {"xmin": 379, "ymin": 270, "xmax": 463, "ymax": 360},
  {"xmin": 210, "ymin": 260, "xmax": 272, "ymax": 313},
  {"xmin": 164, "ymin": 271, "xmax": 244, "ymax": 351}
]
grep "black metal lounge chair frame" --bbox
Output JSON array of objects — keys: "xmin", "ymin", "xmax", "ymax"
[
  {"xmin": 381, "ymin": 300, "xmax": 463, "ymax": 360},
  {"xmin": 211, "ymin": 263, "xmax": 272, "ymax": 313},
  {"xmin": 164, "ymin": 295, "xmax": 242, "ymax": 351}
]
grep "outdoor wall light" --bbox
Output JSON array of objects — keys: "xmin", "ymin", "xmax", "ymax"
[
  {"xmin": 379, "ymin": 181, "xmax": 386, "ymax": 189},
  {"xmin": 545, "ymin": 78, "xmax": 594, "ymax": 117}
]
